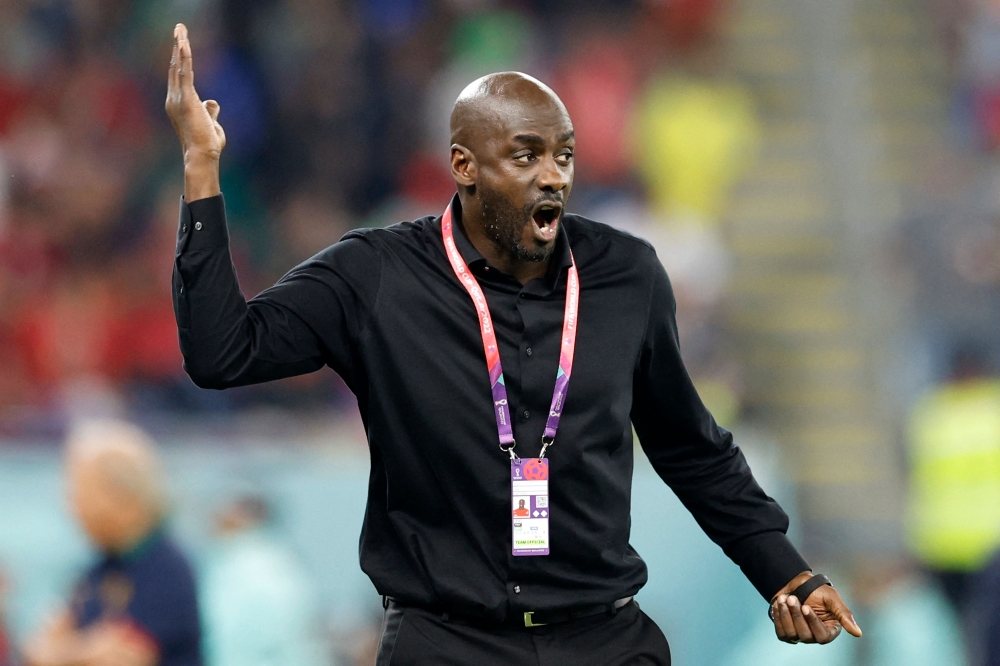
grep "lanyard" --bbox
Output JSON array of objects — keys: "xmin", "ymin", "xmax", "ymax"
[{"xmin": 441, "ymin": 204, "xmax": 580, "ymax": 460}]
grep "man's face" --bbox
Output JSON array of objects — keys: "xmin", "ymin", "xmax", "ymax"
[
  {"xmin": 67, "ymin": 455, "xmax": 147, "ymax": 552},
  {"xmin": 474, "ymin": 100, "xmax": 575, "ymax": 263},
  {"xmin": 68, "ymin": 459, "xmax": 127, "ymax": 550}
]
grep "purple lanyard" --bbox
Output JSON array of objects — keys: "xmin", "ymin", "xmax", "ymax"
[{"xmin": 441, "ymin": 204, "xmax": 580, "ymax": 460}]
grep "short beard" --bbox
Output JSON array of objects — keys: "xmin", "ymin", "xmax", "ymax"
[{"xmin": 478, "ymin": 186, "xmax": 556, "ymax": 263}]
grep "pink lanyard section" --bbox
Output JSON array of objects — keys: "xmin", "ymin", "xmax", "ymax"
[{"xmin": 441, "ymin": 205, "xmax": 579, "ymax": 459}]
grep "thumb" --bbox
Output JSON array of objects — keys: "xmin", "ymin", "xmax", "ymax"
[
  {"xmin": 832, "ymin": 603, "xmax": 863, "ymax": 637},
  {"xmin": 204, "ymin": 99, "xmax": 221, "ymax": 122}
]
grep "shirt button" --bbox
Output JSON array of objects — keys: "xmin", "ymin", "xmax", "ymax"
[
  {"xmin": 526, "ymin": 347, "xmax": 532, "ymax": 356},
  {"xmin": 179, "ymin": 285, "xmax": 184, "ymax": 294},
  {"xmin": 523, "ymin": 411, "xmax": 530, "ymax": 419},
  {"xmin": 194, "ymin": 221, "xmax": 203, "ymax": 231},
  {"xmin": 514, "ymin": 585, "xmax": 521, "ymax": 594},
  {"xmin": 182, "ymin": 223, "xmax": 187, "ymax": 233},
  {"xmin": 519, "ymin": 293, "xmax": 526, "ymax": 298}
]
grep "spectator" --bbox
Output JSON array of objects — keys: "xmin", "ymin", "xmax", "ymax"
[
  {"xmin": 851, "ymin": 559, "xmax": 968, "ymax": 666},
  {"xmin": 201, "ymin": 496, "xmax": 324, "ymax": 666},
  {"xmin": 907, "ymin": 345, "xmax": 1000, "ymax": 612},
  {"xmin": 630, "ymin": 65, "xmax": 759, "ymax": 225},
  {"xmin": 23, "ymin": 419, "xmax": 201, "ymax": 666},
  {"xmin": 552, "ymin": 32, "xmax": 639, "ymax": 188}
]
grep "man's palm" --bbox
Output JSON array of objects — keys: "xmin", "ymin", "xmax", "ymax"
[{"xmin": 165, "ymin": 24, "xmax": 225, "ymax": 162}]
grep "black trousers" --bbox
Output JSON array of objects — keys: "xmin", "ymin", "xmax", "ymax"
[{"xmin": 375, "ymin": 600, "xmax": 671, "ymax": 666}]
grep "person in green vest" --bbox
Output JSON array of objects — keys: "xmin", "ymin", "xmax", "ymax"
[{"xmin": 907, "ymin": 345, "xmax": 1000, "ymax": 611}]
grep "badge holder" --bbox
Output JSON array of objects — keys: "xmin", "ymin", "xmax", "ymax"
[
  {"xmin": 441, "ymin": 204, "xmax": 576, "ymax": 559},
  {"xmin": 510, "ymin": 441, "xmax": 551, "ymax": 556}
]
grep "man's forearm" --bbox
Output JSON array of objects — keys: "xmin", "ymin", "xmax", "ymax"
[{"xmin": 184, "ymin": 156, "xmax": 221, "ymax": 202}]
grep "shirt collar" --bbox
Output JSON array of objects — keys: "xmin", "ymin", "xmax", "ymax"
[
  {"xmin": 106, "ymin": 526, "xmax": 165, "ymax": 564},
  {"xmin": 446, "ymin": 193, "xmax": 573, "ymax": 286}
]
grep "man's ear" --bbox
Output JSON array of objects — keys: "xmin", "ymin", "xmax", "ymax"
[{"xmin": 451, "ymin": 144, "xmax": 477, "ymax": 187}]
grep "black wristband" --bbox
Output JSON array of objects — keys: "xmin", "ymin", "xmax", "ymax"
[
  {"xmin": 768, "ymin": 574, "xmax": 833, "ymax": 620},
  {"xmin": 793, "ymin": 573, "xmax": 832, "ymax": 605}
]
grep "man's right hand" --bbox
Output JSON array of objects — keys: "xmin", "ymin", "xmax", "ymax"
[{"xmin": 165, "ymin": 23, "xmax": 225, "ymax": 202}]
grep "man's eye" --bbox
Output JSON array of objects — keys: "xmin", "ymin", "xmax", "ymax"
[
  {"xmin": 558, "ymin": 152, "xmax": 574, "ymax": 163},
  {"xmin": 515, "ymin": 153, "xmax": 536, "ymax": 162}
]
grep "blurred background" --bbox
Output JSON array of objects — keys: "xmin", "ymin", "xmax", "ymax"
[{"xmin": 0, "ymin": 0, "xmax": 998, "ymax": 663}]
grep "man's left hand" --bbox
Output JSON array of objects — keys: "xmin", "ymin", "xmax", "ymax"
[{"xmin": 771, "ymin": 573, "xmax": 863, "ymax": 644}]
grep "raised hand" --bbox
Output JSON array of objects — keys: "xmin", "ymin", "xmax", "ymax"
[{"xmin": 165, "ymin": 23, "xmax": 224, "ymax": 201}]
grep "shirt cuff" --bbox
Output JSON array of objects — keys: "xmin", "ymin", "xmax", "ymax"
[
  {"xmin": 726, "ymin": 531, "xmax": 811, "ymax": 601},
  {"xmin": 177, "ymin": 194, "xmax": 229, "ymax": 253}
]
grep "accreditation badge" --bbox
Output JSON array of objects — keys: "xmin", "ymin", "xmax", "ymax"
[{"xmin": 511, "ymin": 458, "xmax": 549, "ymax": 556}]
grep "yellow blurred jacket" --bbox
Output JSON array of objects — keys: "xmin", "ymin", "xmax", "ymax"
[
  {"xmin": 908, "ymin": 379, "xmax": 1000, "ymax": 571},
  {"xmin": 632, "ymin": 74, "xmax": 760, "ymax": 224}
]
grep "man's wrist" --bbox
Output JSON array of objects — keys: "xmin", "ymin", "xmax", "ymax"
[
  {"xmin": 771, "ymin": 570, "xmax": 813, "ymax": 603},
  {"xmin": 183, "ymin": 158, "xmax": 221, "ymax": 203}
]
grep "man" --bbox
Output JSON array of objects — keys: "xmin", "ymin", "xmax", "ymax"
[
  {"xmin": 166, "ymin": 23, "xmax": 861, "ymax": 664},
  {"xmin": 201, "ymin": 497, "xmax": 324, "ymax": 666},
  {"xmin": 23, "ymin": 420, "xmax": 201, "ymax": 666}
]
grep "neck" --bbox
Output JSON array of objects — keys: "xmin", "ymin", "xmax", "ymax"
[
  {"xmin": 458, "ymin": 205, "xmax": 550, "ymax": 286},
  {"xmin": 109, "ymin": 517, "xmax": 160, "ymax": 556}
]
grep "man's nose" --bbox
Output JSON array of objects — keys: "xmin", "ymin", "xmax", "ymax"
[{"xmin": 536, "ymin": 155, "xmax": 570, "ymax": 193}]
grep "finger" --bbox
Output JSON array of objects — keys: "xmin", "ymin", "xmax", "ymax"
[
  {"xmin": 215, "ymin": 120, "xmax": 226, "ymax": 149},
  {"xmin": 776, "ymin": 597, "xmax": 799, "ymax": 641},
  {"xmin": 771, "ymin": 603, "xmax": 789, "ymax": 641},
  {"xmin": 204, "ymin": 100, "xmax": 220, "ymax": 122},
  {"xmin": 786, "ymin": 596, "xmax": 815, "ymax": 643},
  {"xmin": 832, "ymin": 601, "xmax": 863, "ymax": 638},
  {"xmin": 802, "ymin": 603, "xmax": 834, "ymax": 643},
  {"xmin": 168, "ymin": 30, "xmax": 179, "ymax": 93},
  {"xmin": 177, "ymin": 23, "xmax": 195, "ymax": 92}
]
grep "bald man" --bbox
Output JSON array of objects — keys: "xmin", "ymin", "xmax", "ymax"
[
  {"xmin": 166, "ymin": 24, "xmax": 859, "ymax": 665},
  {"xmin": 23, "ymin": 421, "xmax": 201, "ymax": 666}
]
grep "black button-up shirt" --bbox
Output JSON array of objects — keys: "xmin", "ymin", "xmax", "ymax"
[{"xmin": 173, "ymin": 193, "xmax": 808, "ymax": 621}]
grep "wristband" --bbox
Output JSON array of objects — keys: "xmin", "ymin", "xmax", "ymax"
[{"xmin": 768, "ymin": 574, "xmax": 833, "ymax": 620}]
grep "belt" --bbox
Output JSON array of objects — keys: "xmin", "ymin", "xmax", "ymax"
[{"xmin": 385, "ymin": 596, "xmax": 634, "ymax": 629}]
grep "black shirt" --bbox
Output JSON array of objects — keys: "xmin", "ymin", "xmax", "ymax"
[
  {"xmin": 174, "ymin": 193, "xmax": 808, "ymax": 621},
  {"xmin": 72, "ymin": 531, "xmax": 202, "ymax": 666}
]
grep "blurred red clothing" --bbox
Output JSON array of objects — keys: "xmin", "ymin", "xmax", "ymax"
[
  {"xmin": 973, "ymin": 88, "xmax": 1000, "ymax": 150},
  {"xmin": 553, "ymin": 38, "xmax": 639, "ymax": 186},
  {"xmin": 109, "ymin": 303, "xmax": 184, "ymax": 382},
  {"xmin": 646, "ymin": 0, "xmax": 724, "ymax": 51},
  {"xmin": 0, "ymin": 73, "xmax": 30, "ymax": 137},
  {"xmin": 14, "ymin": 271, "xmax": 182, "ymax": 391},
  {"xmin": 59, "ymin": 56, "xmax": 151, "ymax": 147},
  {"xmin": 15, "ymin": 273, "xmax": 120, "ymax": 387}
]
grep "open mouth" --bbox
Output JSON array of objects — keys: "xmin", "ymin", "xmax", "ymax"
[{"xmin": 530, "ymin": 202, "xmax": 563, "ymax": 242}]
